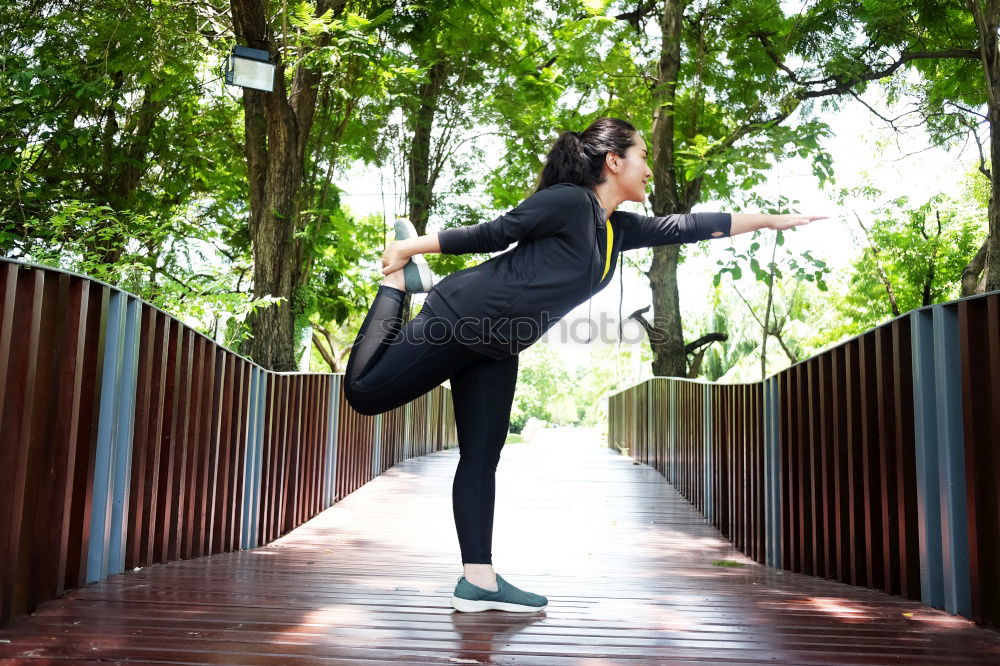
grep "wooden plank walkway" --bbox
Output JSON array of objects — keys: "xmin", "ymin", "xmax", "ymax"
[{"xmin": 2, "ymin": 427, "xmax": 999, "ymax": 664}]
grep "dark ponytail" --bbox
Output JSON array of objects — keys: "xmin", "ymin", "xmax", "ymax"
[{"xmin": 535, "ymin": 117, "xmax": 638, "ymax": 192}]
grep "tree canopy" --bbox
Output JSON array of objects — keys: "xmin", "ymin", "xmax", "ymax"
[{"xmin": 0, "ymin": 0, "xmax": 992, "ymax": 395}]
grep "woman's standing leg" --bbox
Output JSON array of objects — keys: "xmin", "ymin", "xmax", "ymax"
[{"xmin": 449, "ymin": 353, "xmax": 519, "ymax": 576}]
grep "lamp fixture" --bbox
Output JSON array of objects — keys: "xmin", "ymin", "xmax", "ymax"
[{"xmin": 224, "ymin": 46, "xmax": 275, "ymax": 92}]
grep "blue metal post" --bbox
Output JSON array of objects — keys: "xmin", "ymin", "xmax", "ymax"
[
  {"xmin": 241, "ymin": 366, "xmax": 260, "ymax": 549},
  {"xmin": 107, "ymin": 296, "xmax": 141, "ymax": 574},
  {"xmin": 763, "ymin": 376, "xmax": 782, "ymax": 569},
  {"xmin": 87, "ymin": 291, "xmax": 134, "ymax": 582},
  {"xmin": 372, "ymin": 413, "xmax": 383, "ymax": 476},
  {"xmin": 668, "ymin": 380, "xmax": 677, "ymax": 483},
  {"xmin": 704, "ymin": 384, "xmax": 714, "ymax": 524},
  {"xmin": 323, "ymin": 374, "xmax": 341, "ymax": 508},
  {"xmin": 241, "ymin": 368, "xmax": 266, "ymax": 549},
  {"xmin": 911, "ymin": 305, "xmax": 972, "ymax": 617},
  {"xmin": 403, "ymin": 400, "xmax": 412, "ymax": 459}
]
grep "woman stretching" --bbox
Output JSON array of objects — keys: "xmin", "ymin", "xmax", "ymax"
[{"xmin": 344, "ymin": 117, "xmax": 825, "ymax": 613}]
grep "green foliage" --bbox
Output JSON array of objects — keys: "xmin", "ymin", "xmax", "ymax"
[
  {"xmin": 1, "ymin": 0, "xmax": 988, "ymax": 391},
  {"xmin": 509, "ymin": 343, "xmax": 574, "ymax": 432},
  {"xmin": 817, "ymin": 182, "xmax": 987, "ymax": 342},
  {"xmin": 711, "ymin": 559, "xmax": 746, "ymax": 567},
  {"xmin": 690, "ymin": 290, "xmax": 757, "ymax": 382},
  {"xmin": 690, "ymin": 276, "xmax": 834, "ymax": 382},
  {"xmin": 0, "ymin": 0, "xmax": 241, "ymax": 226},
  {"xmin": 710, "ymin": 191, "xmax": 831, "ymax": 377},
  {"xmin": 0, "ymin": 0, "xmax": 251, "ymax": 341},
  {"xmin": 508, "ymin": 339, "xmax": 646, "ymax": 433},
  {"xmin": 307, "ymin": 209, "xmax": 384, "ymax": 327}
]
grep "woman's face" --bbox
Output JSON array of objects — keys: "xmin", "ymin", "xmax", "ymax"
[{"xmin": 608, "ymin": 135, "xmax": 653, "ymax": 203}]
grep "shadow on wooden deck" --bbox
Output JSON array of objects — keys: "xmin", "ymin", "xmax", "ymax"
[{"xmin": 1, "ymin": 427, "xmax": 999, "ymax": 664}]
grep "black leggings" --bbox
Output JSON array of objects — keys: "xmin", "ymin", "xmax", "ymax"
[{"xmin": 344, "ymin": 285, "xmax": 519, "ymax": 564}]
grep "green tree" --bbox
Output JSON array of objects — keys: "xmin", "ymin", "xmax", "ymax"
[
  {"xmin": 385, "ymin": 1, "xmax": 542, "ymax": 234},
  {"xmin": 823, "ymin": 185, "xmax": 986, "ymax": 340},
  {"xmin": 714, "ymin": 194, "xmax": 830, "ymax": 379},
  {"xmin": 508, "ymin": 342, "xmax": 573, "ymax": 432},
  {"xmin": 228, "ymin": 0, "xmax": 396, "ymax": 369},
  {"xmin": 756, "ymin": 0, "xmax": 998, "ymax": 291},
  {"xmin": 479, "ymin": 0, "xmax": 837, "ymax": 378},
  {"xmin": 307, "ymin": 211, "xmax": 385, "ymax": 371},
  {"xmin": 0, "ymin": 0, "xmax": 248, "ymax": 322}
]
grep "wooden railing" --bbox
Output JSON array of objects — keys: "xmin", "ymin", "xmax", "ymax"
[
  {"xmin": 0, "ymin": 258, "xmax": 457, "ymax": 628},
  {"xmin": 609, "ymin": 290, "xmax": 1000, "ymax": 630}
]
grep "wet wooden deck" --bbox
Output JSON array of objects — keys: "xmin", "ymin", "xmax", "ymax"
[{"xmin": 2, "ymin": 428, "xmax": 999, "ymax": 664}]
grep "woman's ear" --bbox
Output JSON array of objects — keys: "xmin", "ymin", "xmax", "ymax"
[{"xmin": 605, "ymin": 151, "xmax": 619, "ymax": 173}]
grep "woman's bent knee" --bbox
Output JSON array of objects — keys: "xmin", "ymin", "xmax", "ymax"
[{"xmin": 344, "ymin": 382, "xmax": 383, "ymax": 416}]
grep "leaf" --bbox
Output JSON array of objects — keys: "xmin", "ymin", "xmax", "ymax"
[{"xmin": 582, "ymin": 0, "xmax": 613, "ymax": 16}]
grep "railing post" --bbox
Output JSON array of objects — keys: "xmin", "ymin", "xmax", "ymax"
[
  {"xmin": 372, "ymin": 413, "xmax": 383, "ymax": 476},
  {"xmin": 911, "ymin": 306, "xmax": 972, "ymax": 617},
  {"xmin": 668, "ymin": 380, "xmax": 676, "ymax": 483},
  {"xmin": 703, "ymin": 383, "xmax": 713, "ymax": 524},
  {"xmin": 422, "ymin": 393, "xmax": 434, "ymax": 458},
  {"xmin": 646, "ymin": 379, "xmax": 653, "ymax": 467},
  {"xmin": 404, "ymin": 401, "xmax": 413, "ymax": 459},
  {"xmin": 107, "ymin": 297, "xmax": 140, "ymax": 575},
  {"xmin": 240, "ymin": 368, "xmax": 266, "ymax": 550},
  {"xmin": 246, "ymin": 368, "xmax": 269, "ymax": 548},
  {"xmin": 86, "ymin": 292, "xmax": 140, "ymax": 582},
  {"xmin": 322, "ymin": 375, "xmax": 341, "ymax": 510},
  {"xmin": 763, "ymin": 376, "xmax": 782, "ymax": 569}
]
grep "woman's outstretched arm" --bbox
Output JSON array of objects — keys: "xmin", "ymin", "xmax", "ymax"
[
  {"xmin": 382, "ymin": 213, "xmax": 829, "ymax": 273},
  {"xmin": 730, "ymin": 213, "xmax": 828, "ymax": 235},
  {"xmin": 618, "ymin": 211, "xmax": 829, "ymax": 251}
]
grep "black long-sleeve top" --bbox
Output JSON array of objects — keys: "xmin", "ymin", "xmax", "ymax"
[{"xmin": 422, "ymin": 182, "xmax": 731, "ymax": 359}]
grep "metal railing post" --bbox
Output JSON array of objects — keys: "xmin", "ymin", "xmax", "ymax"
[
  {"xmin": 87, "ymin": 291, "xmax": 140, "ymax": 582},
  {"xmin": 323, "ymin": 375, "xmax": 341, "ymax": 510},
  {"xmin": 764, "ymin": 376, "xmax": 782, "ymax": 569},
  {"xmin": 704, "ymin": 384, "xmax": 714, "ymax": 524},
  {"xmin": 911, "ymin": 306, "xmax": 972, "ymax": 617}
]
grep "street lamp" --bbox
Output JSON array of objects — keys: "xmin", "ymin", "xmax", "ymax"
[{"xmin": 224, "ymin": 46, "xmax": 275, "ymax": 92}]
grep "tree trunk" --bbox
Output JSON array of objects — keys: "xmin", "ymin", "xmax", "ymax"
[
  {"xmin": 407, "ymin": 59, "xmax": 448, "ymax": 235},
  {"xmin": 969, "ymin": 0, "xmax": 1000, "ymax": 290},
  {"xmin": 761, "ymin": 271, "xmax": 774, "ymax": 381},
  {"xmin": 987, "ymin": 111, "xmax": 1000, "ymax": 290},
  {"xmin": 648, "ymin": 246, "xmax": 686, "ymax": 376},
  {"xmin": 961, "ymin": 238, "xmax": 989, "ymax": 296},
  {"xmin": 87, "ymin": 81, "xmax": 159, "ymax": 267},
  {"xmin": 231, "ymin": 0, "xmax": 346, "ymax": 370},
  {"xmin": 646, "ymin": 0, "xmax": 687, "ymax": 378}
]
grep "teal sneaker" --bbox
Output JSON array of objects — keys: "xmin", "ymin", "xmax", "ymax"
[
  {"xmin": 450, "ymin": 574, "xmax": 548, "ymax": 613},
  {"xmin": 393, "ymin": 218, "xmax": 434, "ymax": 293}
]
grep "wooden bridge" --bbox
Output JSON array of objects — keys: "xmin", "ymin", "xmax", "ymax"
[
  {"xmin": 1, "ymin": 258, "xmax": 999, "ymax": 663},
  {"xmin": 3, "ymin": 431, "xmax": 1000, "ymax": 663}
]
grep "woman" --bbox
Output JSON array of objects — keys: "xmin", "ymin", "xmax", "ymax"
[{"xmin": 344, "ymin": 117, "xmax": 825, "ymax": 613}]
